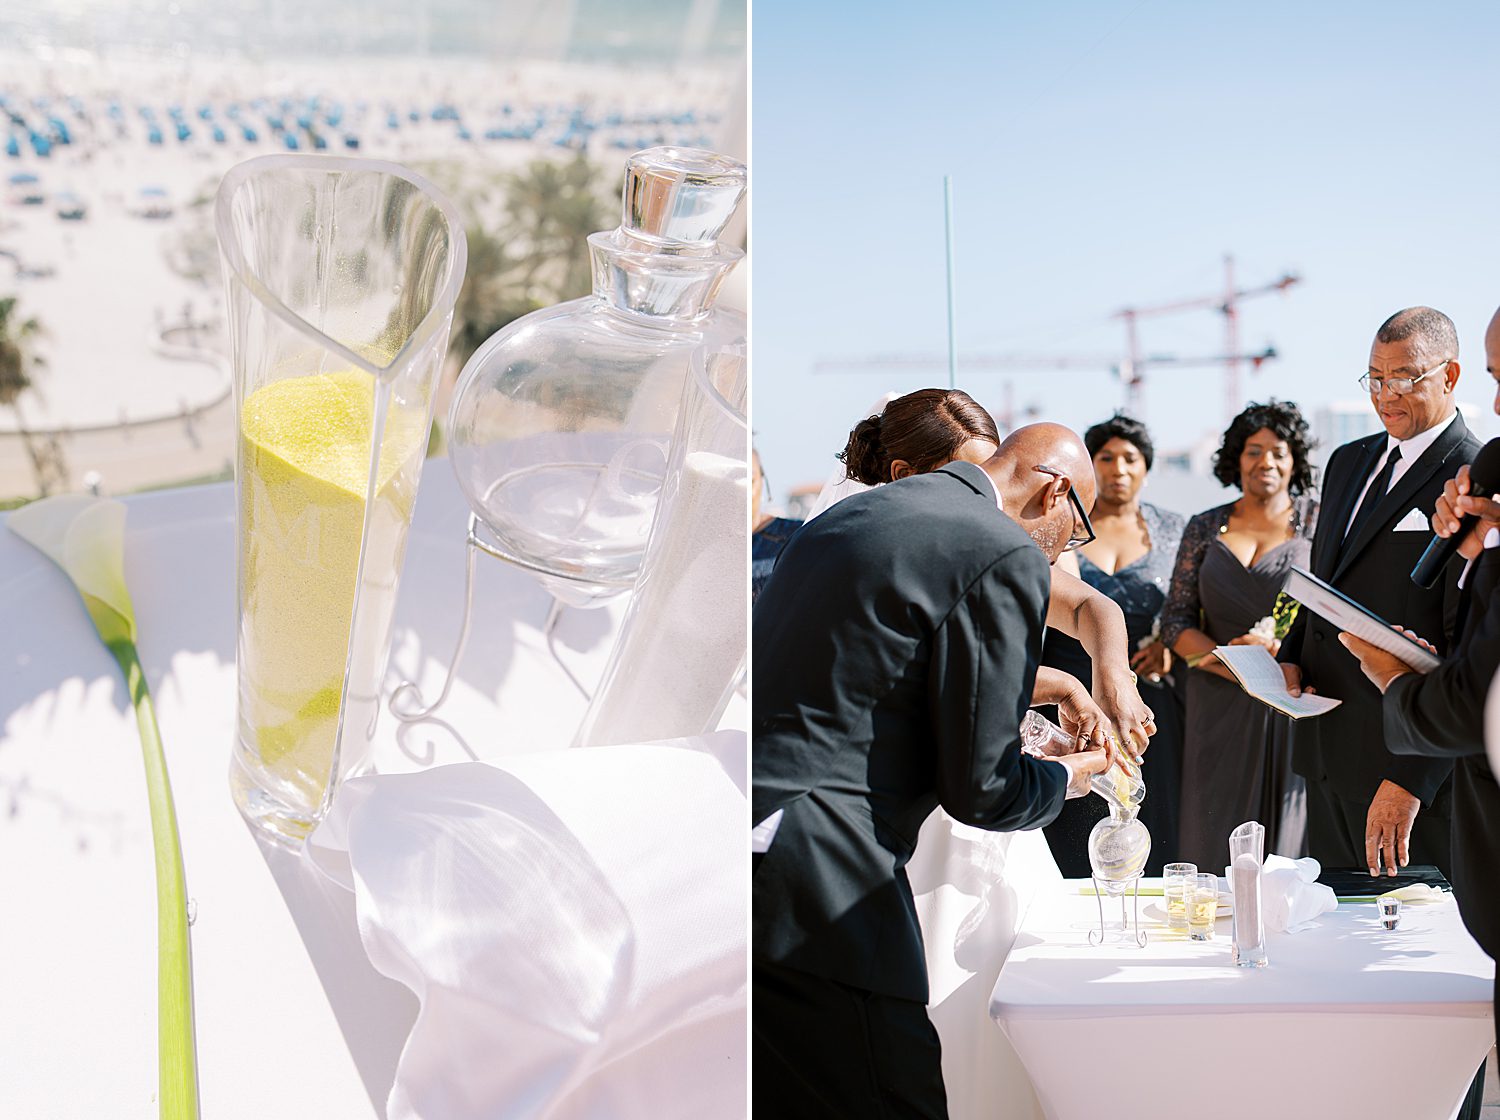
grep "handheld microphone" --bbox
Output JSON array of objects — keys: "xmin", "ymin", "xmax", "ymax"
[{"xmin": 1411, "ymin": 436, "xmax": 1500, "ymax": 588}]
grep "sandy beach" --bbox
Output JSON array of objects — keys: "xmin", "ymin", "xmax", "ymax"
[{"xmin": 0, "ymin": 49, "xmax": 745, "ymax": 500}]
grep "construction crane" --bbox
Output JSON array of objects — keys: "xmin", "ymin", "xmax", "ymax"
[
  {"xmin": 814, "ymin": 256, "xmax": 1299, "ymax": 424},
  {"xmin": 1115, "ymin": 256, "xmax": 1299, "ymax": 421},
  {"xmin": 814, "ymin": 345, "xmax": 1279, "ymax": 427}
]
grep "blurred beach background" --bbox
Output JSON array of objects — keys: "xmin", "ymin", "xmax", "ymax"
[{"xmin": 0, "ymin": 0, "xmax": 746, "ymax": 504}]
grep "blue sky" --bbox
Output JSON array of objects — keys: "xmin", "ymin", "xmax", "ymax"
[{"xmin": 751, "ymin": 0, "xmax": 1500, "ymax": 502}]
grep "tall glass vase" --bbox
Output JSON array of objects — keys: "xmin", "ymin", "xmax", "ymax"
[
  {"xmin": 216, "ymin": 155, "xmax": 467, "ymax": 845},
  {"xmin": 573, "ymin": 346, "xmax": 748, "ymax": 747}
]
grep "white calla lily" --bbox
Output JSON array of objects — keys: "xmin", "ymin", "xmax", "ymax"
[
  {"xmin": 9, "ymin": 494, "xmax": 137, "ymax": 647},
  {"xmin": 7, "ymin": 495, "xmax": 199, "ymax": 1120}
]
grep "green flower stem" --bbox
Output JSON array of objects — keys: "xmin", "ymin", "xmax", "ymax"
[{"xmin": 108, "ymin": 637, "xmax": 200, "ymax": 1120}]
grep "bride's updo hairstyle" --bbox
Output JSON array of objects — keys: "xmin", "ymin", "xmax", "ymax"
[{"xmin": 838, "ymin": 388, "xmax": 1000, "ymax": 485}]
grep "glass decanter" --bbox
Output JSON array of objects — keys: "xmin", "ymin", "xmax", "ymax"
[
  {"xmin": 1088, "ymin": 743, "xmax": 1151, "ymax": 946},
  {"xmin": 446, "ymin": 146, "xmax": 747, "ymax": 609}
]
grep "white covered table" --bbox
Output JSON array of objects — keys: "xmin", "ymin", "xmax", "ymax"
[
  {"xmin": 989, "ymin": 880, "xmax": 1495, "ymax": 1120},
  {"xmin": 0, "ymin": 470, "xmax": 746, "ymax": 1118}
]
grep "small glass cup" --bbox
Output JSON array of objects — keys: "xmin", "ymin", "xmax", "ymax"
[
  {"xmin": 1163, "ymin": 862, "xmax": 1196, "ymax": 930},
  {"xmin": 1378, "ymin": 896, "xmax": 1401, "ymax": 930},
  {"xmin": 1187, "ymin": 874, "xmax": 1219, "ymax": 941}
]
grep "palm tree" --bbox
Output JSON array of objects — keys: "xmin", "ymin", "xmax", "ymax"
[
  {"xmin": 499, "ymin": 153, "xmax": 611, "ymax": 302},
  {"xmin": 0, "ymin": 296, "xmax": 64, "ymax": 497},
  {"xmin": 445, "ymin": 153, "xmax": 612, "ymax": 372}
]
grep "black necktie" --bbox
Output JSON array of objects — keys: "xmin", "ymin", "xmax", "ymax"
[{"xmin": 1344, "ymin": 444, "xmax": 1402, "ymax": 548}]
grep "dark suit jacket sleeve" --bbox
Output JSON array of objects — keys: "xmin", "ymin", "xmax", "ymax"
[
  {"xmin": 927, "ymin": 541, "xmax": 1068, "ymax": 830},
  {"xmin": 1384, "ymin": 549, "xmax": 1500, "ymax": 760}
]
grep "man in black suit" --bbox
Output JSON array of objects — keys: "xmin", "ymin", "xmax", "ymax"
[
  {"xmin": 752, "ymin": 422, "xmax": 1152, "ymax": 1118},
  {"xmin": 1280, "ymin": 307, "xmax": 1479, "ymax": 881},
  {"xmin": 1340, "ymin": 302, "xmax": 1500, "ymax": 1060}
]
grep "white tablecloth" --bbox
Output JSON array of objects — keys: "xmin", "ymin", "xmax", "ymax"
[
  {"xmin": 990, "ymin": 881, "xmax": 1496, "ymax": 1120},
  {"xmin": 0, "ymin": 470, "xmax": 746, "ymax": 1118},
  {"xmin": 911, "ymin": 811, "xmax": 1059, "ymax": 1120}
]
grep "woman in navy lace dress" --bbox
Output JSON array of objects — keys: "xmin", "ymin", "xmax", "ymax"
[
  {"xmin": 1039, "ymin": 415, "xmax": 1186, "ymax": 876},
  {"xmin": 1162, "ymin": 402, "xmax": 1318, "ymax": 869}
]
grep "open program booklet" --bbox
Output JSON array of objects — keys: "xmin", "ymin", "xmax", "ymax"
[
  {"xmin": 1283, "ymin": 567, "xmax": 1441, "ymax": 673},
  {"xmin": 1212, "ymin": 643, "xmax": 1343, "ymax": 720}
]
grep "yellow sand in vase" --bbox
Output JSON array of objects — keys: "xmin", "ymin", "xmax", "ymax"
[{"xmin": 236, "ymin": 369, "xmax": 425, "ymax": 817}]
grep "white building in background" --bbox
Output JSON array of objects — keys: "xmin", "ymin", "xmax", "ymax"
[
  {"xmin": 1312, "ymin": 399, "xmax": 1498, "ymax": 462},
  {"xmin": 1311, "ymin": 401, "xmax": 1381, "ymax": 466}
]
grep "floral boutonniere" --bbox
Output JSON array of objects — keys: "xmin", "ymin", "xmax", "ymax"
[{"xmin": 1250, "ymin": 591, "xmax": 1301, "ymax": 643}]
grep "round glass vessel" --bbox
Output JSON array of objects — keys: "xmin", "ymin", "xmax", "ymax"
[
  {"xmin": 446, "ymin": 146, "xmax": 747, "ymax": 607},
  {"xmin": 1088, "ymin": 809, "xmax": 1152, "ymax": 892}
]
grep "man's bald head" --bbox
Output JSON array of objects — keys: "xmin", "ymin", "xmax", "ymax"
[{"xmin": 982, "ymin": 421, "xmax": 1095, "ymax": 562}]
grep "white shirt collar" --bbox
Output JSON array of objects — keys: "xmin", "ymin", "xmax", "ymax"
[
  {"xmin": 970, "ymin": 464, "xmax": 1004, "ymax": 511},
  {"xmin": 1382, "ymin": 409, "xmax": 1457, "ymax": 464}
]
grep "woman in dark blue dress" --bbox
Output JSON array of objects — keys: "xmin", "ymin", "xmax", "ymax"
[
  {"xmin": 1040, "ymin": 415, "xmax": 1186, "ymax": 876},
  {"xmin": 752, "ymin": 449, "xmax": 803, "ymax": 604}
]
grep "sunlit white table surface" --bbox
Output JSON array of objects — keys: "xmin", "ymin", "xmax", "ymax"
[
  {"xmin": 989, "ymin": 880, "xmax": 1495, "ymax": 1120},
  {"xmin": 0, "ymin": 467, "xmax": 746, "ymax": 1118}
]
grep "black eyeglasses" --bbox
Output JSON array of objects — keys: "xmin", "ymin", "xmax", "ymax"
[{"xmin": 1035, "ymin": 466, "xmax": 1095, "ymax": 551}]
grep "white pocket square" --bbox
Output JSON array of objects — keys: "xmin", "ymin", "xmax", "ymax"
[{"xmin": 1394, "ymin": 508, "xmax": 1430, "ymax": 532}]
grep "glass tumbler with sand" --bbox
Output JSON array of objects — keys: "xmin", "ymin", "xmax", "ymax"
[
  {"xmin": 216, "ymin": 155, "xmax": 466, "ymax": 844},
  {"xmin": 1163, "ymin": 862, "xmax": 1196, "ymax": 930},
  {"xmin": 1187, "ymin": 874, "xmax": 1218, "ymax": 941}
]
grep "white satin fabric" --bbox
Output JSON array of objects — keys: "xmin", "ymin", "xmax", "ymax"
[{"xmin": 307, "ymin": 733, "xmax": 747, "ymax": 1120}]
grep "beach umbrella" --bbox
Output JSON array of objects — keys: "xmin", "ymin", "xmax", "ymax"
[
  {"xmin": 283, "ymin": 132, "xmax": 299, "ymax": 150},
  {"xmin": 9, "ymin": 171, "xmax": 39, "ymax": 183},
  {"xmin": 211, "ymin": 125, "xmax": 226, "ymax": 144},
  {"xmin": 5, "ymin": 136, "xmax": 18, "ymax": 158}
]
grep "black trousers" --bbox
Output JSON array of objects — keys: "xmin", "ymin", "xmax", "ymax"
[
  {"xmin": 753, "ymin": 960, "xmax": 948, "ymax": 1119},
  {"xmin": 1304, "ymin": 775, "xmax": 1453, "ymax": 880}
]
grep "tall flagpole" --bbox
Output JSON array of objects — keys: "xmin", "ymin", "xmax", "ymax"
[{"xmin": 944, "ymin": 175, "xmax": 957, "ymax": 390}]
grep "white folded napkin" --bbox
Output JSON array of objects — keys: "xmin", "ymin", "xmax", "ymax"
[
  {"xmin": 306, "ymin": 733, "xmax": 747, "ymax": 1120},
  {"xmin": 1225, "ymin": 854, "xmax": 1337, "ymax": 933}
]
